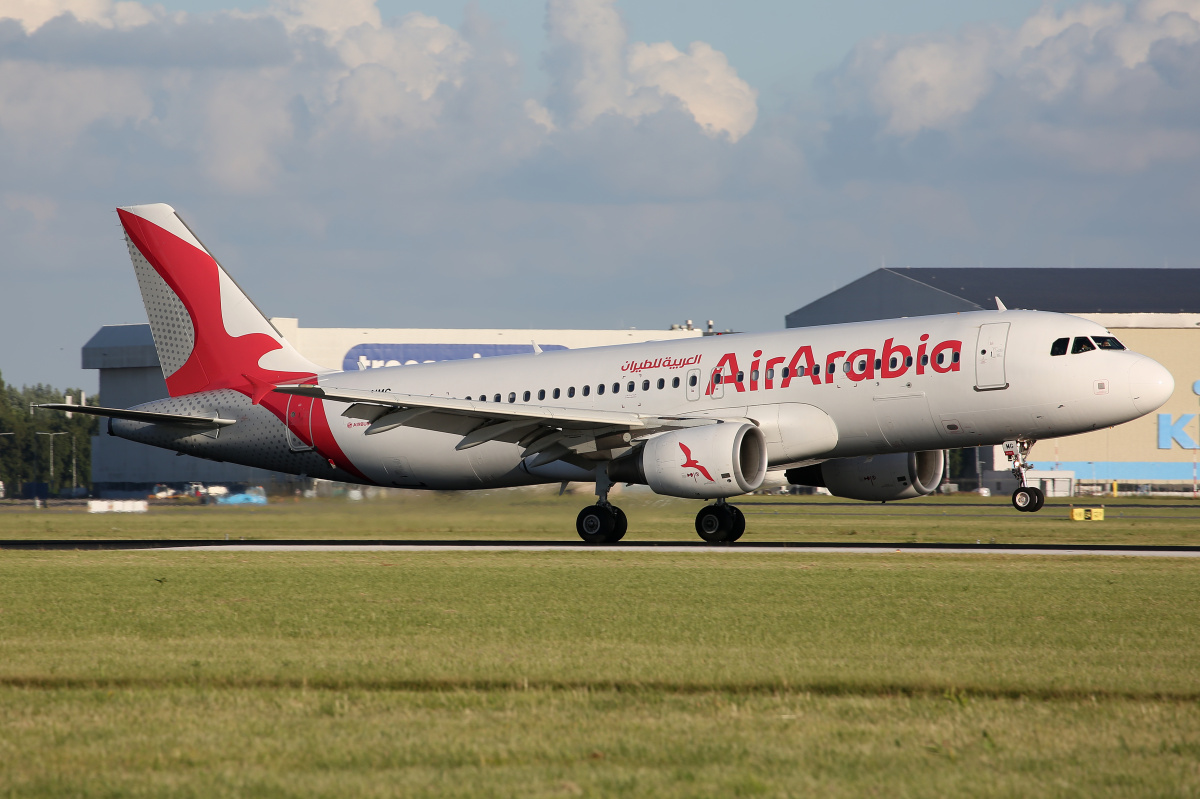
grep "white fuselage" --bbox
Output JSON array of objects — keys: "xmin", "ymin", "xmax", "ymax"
[{"xmin": 118, "ymin": 309, "xmax": 1171, "ymax": 490}]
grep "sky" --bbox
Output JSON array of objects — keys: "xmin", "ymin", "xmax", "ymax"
[{"xmin": 3, "ymin": 0, "xmax": 1200, "ymax": 393}]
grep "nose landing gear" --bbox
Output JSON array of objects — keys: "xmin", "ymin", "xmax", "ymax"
[
  {"xmin": 695, "ymin": 499, "xmax": 746, "ymax": 543},
  {"xmin": 1004, "ymin": 438, "xmax": 1045, "ymax": 512}
]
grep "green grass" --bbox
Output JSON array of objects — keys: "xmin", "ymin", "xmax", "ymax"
[
  {"xmin": 3, "ymin": 489, "xmax": 1200, "ymax": 546},
  {"xmin": 1, "ymin": 550, "xmax": 1199, "ymax": 795}
]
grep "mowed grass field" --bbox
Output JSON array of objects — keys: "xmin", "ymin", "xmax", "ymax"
[
  {"xmin": 4, "ymin": 489, "xmax": 1200, "ymax": 545},
  {"xmin": 2, "ymin": 497, "xmax": 1199, "ymax": 795}
]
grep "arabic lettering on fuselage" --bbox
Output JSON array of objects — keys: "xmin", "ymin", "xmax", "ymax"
[
  {"xmin": 704, "ymin": 334, "xmax": 963, "ymax": 395},
  {"xmin": 620, "ymin": 354, "xmax": 703, "ymax": 373}
]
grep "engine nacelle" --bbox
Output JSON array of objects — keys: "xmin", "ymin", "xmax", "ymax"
[
  {"xmin": 785, "ymin": 450, "xmax": 946, "ymax": 502},
  {"xmin": 609, "ymin": 422, "xmax": 768, "ymax": 499}
]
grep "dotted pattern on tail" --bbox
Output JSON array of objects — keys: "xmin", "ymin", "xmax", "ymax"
[
  {"xmin": 112, "ymin": 390, "xmax": 369, "ymax": 483},
  {"xmin": 127, "ymin": 234, "xmax": 194, "ymax": 379}
]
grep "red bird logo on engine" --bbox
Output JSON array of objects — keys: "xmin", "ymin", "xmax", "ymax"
[{"xmin": 679, "ymin": 443, "xmax": 715, "ymax": 482}]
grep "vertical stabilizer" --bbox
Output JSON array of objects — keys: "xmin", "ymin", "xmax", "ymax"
[{"xmin": 117, "ymin": 203, "xmax": 324, "ymax": 400}]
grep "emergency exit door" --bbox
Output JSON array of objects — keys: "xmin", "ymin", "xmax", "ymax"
[{"xmin": 975, "ymin": 322, "xmax": 1010, "ymax": 390}]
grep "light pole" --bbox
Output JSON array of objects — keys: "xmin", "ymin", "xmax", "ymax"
[{"xmin": 35, "ymin": 432, "xmax": 66, "ymax": 495}]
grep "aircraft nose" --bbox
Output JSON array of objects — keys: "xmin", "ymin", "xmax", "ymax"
[{"xmin": 1129, "ymin": 356, "xmax": 1174, "ymax": 415}]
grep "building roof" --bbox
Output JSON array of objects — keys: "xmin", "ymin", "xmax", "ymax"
[
  {"xmin": 82, "ymin": 324, "xmax": 158, "ymax": 369},
  {"xmin": 786, "ymin": 268, "xmax": 1200, "ymax": 328}
]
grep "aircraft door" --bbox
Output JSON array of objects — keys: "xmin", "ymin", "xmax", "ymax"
[
  {"xmin": 975, "ymin": 323, "xmax": 1010, "ymax": 390},
  {"xmin": 686, "ymin": 368, "xmax": 701, "ymax": 401},
  {"xmin": 285, "ymin": 394, "xmax": 315, "ymax": 452},
  {"xmin": 708, "ymin": 367, "xmax": 724, "ymax": 399}
]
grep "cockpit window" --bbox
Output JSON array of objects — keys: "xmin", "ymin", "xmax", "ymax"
[
  {"xmin": 1050, "ymin": 337, "xmax": 1069, "ymax": 356},
  {"xmin": 1093, "ymin": 336, "xmax": 1126, "ymax": 351},
  {"xmin": 1071, "ymin": 337, "xmax": 1096, "ymax": 354}
]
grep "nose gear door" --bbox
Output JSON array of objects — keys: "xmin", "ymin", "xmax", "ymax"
[{"xmin": 975, "ymin": 323, "xmax": 1010, "ymax": 390}]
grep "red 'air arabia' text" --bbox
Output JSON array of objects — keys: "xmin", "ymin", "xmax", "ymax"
[{"xmin": 704, "ymin": 335, "xmax": 962, "ymax": 395}]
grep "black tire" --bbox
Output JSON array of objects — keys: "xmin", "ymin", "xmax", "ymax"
[
  {"xmin": 726, "ymin": 505, "xmax": 746, "ymax": 542},
  {"xmin": 577, "ymin": 505, "xmax": 616, "ymax": 544},
  {"xmin": 610, "ymin": 506, "xmax": 628, "ymax": 543},
  {"xmin": 1028, "ymin": 486, "xmax": 1045, "ymax": 512},
  {"xmin": 695, "ymin": 504, "xmax": 734, "ymax": 543},
  {"xmin": 1011, "ymin": 487, "xmax": 1036, "ymax": 512}
]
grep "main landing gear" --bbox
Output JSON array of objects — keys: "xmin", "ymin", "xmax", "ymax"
[
  {"xmin": 1004, "ymin": 438, "xmax": 1045, "ymax": 513},
  {"xmin": 695, "ymin": 499, "xmax": 745, "ymax": 544},
  {"xmin": 575, "ymin": 469, "xmax": 748, "ymax": 544},
  {"xmin": 576, "ymin": 468, "xmax": 627, "ymax": 544}
]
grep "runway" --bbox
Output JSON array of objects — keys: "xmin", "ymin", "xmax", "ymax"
[{"xmin": 3, "ymin": 540, "xmax": 1199, "ymax": 557}]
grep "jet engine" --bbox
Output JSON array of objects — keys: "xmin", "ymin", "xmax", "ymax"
[
  {"xmin": 609, "ymin": 422, "xmax": 768, "ymax": 499},
  {"xmin": 785, "ymin": 450, "xmax": 946, "ymax": 502}
]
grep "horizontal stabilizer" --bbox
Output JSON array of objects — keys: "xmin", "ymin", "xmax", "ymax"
[{"xmin": 36, "ymin": 404, "xmax": 236, "ymax": 428}]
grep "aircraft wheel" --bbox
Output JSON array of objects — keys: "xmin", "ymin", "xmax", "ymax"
[
  {"xmin": 1011, "ymin": 487, "xmax": 1038, "ymax": 512},
  {"xmin": 577, "ymin": 505, "xmax": 616, "ymax": 544},
  {"xmin": 610, "ymin": 506, "xmax": 628, "ymax": 543},
  {"xmin": 726, "ymin": 505, "xmax": 746, "ymax": 542},
  {"xmin": 695, "ymin": 504, "xmax": 735, "ymax": 543},
  {"xmin": 1028, "ymin": 486, "xmax": 1045, "ymax": 512}
]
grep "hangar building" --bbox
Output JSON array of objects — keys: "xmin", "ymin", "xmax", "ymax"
[
  {"xmin": 788, "ymin": 268, "xmax": 1200, "ymax": 487},
  {"xmin": 85, "ymin": 320, "xmax": 708, "ymax": 496}
]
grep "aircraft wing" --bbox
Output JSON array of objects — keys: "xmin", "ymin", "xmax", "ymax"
[
  {"xmin": 272, "ymin": 384, "xmax": 717, "ymax": 465},
  {"xmin": 36, "ymin": 404, "xmax": 237, "ymax": 428}
]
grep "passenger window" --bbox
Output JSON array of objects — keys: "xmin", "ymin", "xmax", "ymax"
[
  {"xmin": 613, "ymin": 382, "xmax": 621, "ymax": 394},
  {"xmin": 672, "ymin": 377, "xmax": 680, "ymax": 388},
  {"xmin": 523, "ymin": 391, "xmax": 531, "ymax": 402},
  {"xmin": 905, "ymin": 356, "xmax": 913, "ymax": 367},
  {"xmin": 689, "ymin": 374, "xmax": 698, "ymax": 387},
  {"xmin": 582, "ymin": 385, "xmax": 590, "ymax": 397},
  {"xmin": 1072, "ymin": 337, "xmax": 1096, "ymax": 354},
  {"xmin": 1050, "ymin": 337, "xmax": 1069, "ymax": 356},
  {"xmin": 714, "ymin": 373, "xmax": 723, "ymax": 384},
  {"xmin": 813, "ymin": 364, "xmax": 820, "ymax": 376},
  {"xmin": 493, "ymin": 394, "xmax": 501, "ymax": 403},
  {"xmin": 857, "ymin": 359, "xmax": 867, "ymax": 371},
  {"xmin": 552, "ymin": 388, "xmax": 559, "ymax": 399},
  {"xmin": 538, "ymin": 389, "xmax": 546, "ymax": 400},
  {"xmin": 597, "ymin": 384, "xmax": 605, "ymax": 395},
  {"xmin": 736, "ymin": 371, "xmax": 744, "ymax": 382},
  {"xmin": 657, "ymin": 378, "xmax": 665, "ymax": 389},
  {"xmin": 1093, "ymin": 336, "xmax": 1126, "ymax": 350},
  {"xmin": 952, "ymin": 352, "xmax": 960, "ymax": 363},
  {"xmin": 889, "ymin": 357, "xmax": 897, "ymax": 369},
  {"xmin": 936, "ymin": 352, "xmax": 944, "ymax": 365},
  {"xmin": 842, "ymin": 361, "xmax": 851, "ymax": 373},
  {"xmin": 508, "ymin": 392, "xmax": 516, "ymax": 403},
  {"xmin": 921, "ymin": 355, "xmax": 928, "ymax": 366},
  {"xmin": 628, "ymin": 381, "xmax": 636, "ymax": 393},
  {"xmin": 751, "ymin": 370, "xmax": 760, "ymax": 382},
  {"xmin": 765, "ymin": 369, "xmax": 774, "ymax": 381},
  {"xmin": 874, "ymin": 359, "xmax": 881, "ymax": 371},
  {"xmin": 567, "ymin": 387, "xmax": 575, "ymax": 398}
]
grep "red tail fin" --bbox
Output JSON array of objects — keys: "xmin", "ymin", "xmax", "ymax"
[{"xmin": 117, "ymin": 204, "xmax": 323, "ymax": 399}]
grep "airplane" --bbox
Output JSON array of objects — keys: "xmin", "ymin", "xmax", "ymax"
[{"xmin": 40, "ymin": 204, "xmax": 1175, "ymax": 543}]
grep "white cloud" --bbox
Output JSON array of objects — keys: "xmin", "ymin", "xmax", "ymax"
[
  {"xmin": 546, "ymin": 0, "xmax": 757, "ymax": 141},
  {"xmin": 628, "ymin": 41, "xmax": 757, "ymax": 141},
  {"xmin": 833, "ymin": 0, "xmax": 1200, "ymax": 174},
  {"xmin": 0, "ymin": 0, "xmax": 159, "ymax": 32}
]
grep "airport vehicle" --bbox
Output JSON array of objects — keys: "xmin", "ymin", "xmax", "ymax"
[{"xmin": 41, "ymin": 204, "xmax": 1175, "ymax": 542}]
